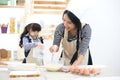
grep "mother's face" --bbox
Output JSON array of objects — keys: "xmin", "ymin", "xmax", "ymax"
[{"xmin": 63, "ymin": 14, "xmax": 76, "ymax": 31}]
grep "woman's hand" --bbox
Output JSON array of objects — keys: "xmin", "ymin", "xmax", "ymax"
[
  {"xmin": 72, "ymin": 54, "xmax": 84, "ymax": 66},
  {"xmin": 49, "ymin": 45, "xmax": 59, "ymax": 53},
  {"xmin": 60, "ymin": 66, "xmax": 70, "ymax": 72}
]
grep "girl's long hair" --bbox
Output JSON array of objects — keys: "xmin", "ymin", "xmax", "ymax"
[
  {"xmin": 63, "ymin": 10, "xmax": 82, "ymax": 64},
  {"xmin": 19, "ymin": 23, "xmax": 41, "ymax": 48}
]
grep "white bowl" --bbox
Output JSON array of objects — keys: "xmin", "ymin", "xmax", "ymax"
[
  {"xmin": 45, "ymin": 63, "xmax": 62, "ymax": 72},
  {"xmin": 45, "ymin": 58, "xmax": 64, "ymax": 72}
]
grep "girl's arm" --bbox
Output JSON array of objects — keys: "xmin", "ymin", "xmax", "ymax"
[{"xmin": 22, "ymin": 37, "xmax": 37, "ymax": 51}]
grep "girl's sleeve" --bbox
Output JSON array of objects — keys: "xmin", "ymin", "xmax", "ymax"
[
  {"xmin": 22, "ymin": 37, "xmax": 37, "ymax": 51},
  {"xmin": 53, "ymin": 23, "xmax": 64, "ymax": 47},
  {"xmin": 78, "ymin": 24, "xmax": 92, "ymax": 55}
]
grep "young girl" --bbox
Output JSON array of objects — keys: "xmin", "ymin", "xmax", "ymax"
[{"xmin": 19, "ymin": 23, "xmax": 44, "ymax": 64}]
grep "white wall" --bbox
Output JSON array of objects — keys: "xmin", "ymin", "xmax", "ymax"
[
  {"xmin": 80, "ymin": 0, "xmax": 120, "ymax": 73},
  {"xmin": 0, "ymin": 8, "xmax": 24, "ymax": 23}
]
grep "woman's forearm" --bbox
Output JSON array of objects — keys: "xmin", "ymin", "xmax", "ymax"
[{"xmin": 72, "ymin": 54, "xmax": 84, "ymax": 66}]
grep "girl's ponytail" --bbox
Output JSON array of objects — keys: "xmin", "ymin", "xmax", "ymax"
[{"xmin": 19, "ymin": 25, "xmax": 29, "ymax": 48}]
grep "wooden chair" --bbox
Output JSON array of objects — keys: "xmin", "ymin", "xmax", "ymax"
[{"xmin": 0, "ymin": 49, "xmax": 11, "ymax": 61}]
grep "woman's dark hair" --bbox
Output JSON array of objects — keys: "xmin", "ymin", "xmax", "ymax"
[
  {"xmin": 63, "ymin": 10, "xmax": 82, "ymax": 64},
  {"xmin": 19, "ymin": 23, "xmax": 41, "ymax": 48}
]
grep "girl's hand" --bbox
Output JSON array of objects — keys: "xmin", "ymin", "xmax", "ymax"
[
  {"xmin": 49, "ymin": 45, "xmax": 59, "ymax": 53},
  {"xmin": 35, "ymin": 42, "xmax": 44, "ymax": 49}
]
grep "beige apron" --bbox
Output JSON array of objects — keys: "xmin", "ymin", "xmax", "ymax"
[
  {"xmin": 26, "ymin": 48, "xmax": 43, "ymax": 66},
  {"xmin": 62, "ymin": 24, "xmax": 89, "ymax": 66},
  {"xmin": 25, "ymin": 37, "xmax": 43, "ymax": 66}
]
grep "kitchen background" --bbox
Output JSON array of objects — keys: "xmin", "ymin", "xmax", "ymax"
[{"xmin": 0, "ymin": 0, "xmax": 120, "ymax": 73}]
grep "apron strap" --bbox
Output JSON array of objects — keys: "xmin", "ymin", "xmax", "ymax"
[
  {"xmin": 39, "ymin": 37, "xmax": 44, "ymax": 44},
  {"xmin": 22, "ymin": 36, "xmax": 44, "ymax": 63},
  {"xmin": 22, "ymin": 36, "xmax": 31, "ymax": 63},
  {"xmin": 70, "ymin": 51, "xmax": 78, "ymax": 65},
  {"xmin": 88, "ymin": 47, "xmax": 93, "ymax": 65}
]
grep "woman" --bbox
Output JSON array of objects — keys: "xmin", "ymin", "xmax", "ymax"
[
  {"xmin": 19, "ymin": 22, "xmax": 44, "ymax": 65},
  {"xmin": 49, "ymin": 10, "xmax": 92, "ymax": 66}
]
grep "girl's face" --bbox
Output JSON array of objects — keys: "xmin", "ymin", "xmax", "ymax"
[
  {"xmin": 63, "ymin": 14, "xmax": 76, "ymax": 31},
  {"xmin": 29, "ymin": 29, "xmax": 39, "ymax": 38}
]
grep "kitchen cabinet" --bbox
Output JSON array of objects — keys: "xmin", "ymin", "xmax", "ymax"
[
  {"xmin": 0, "ymin": 34, "xmax": 20, "ymax": 60},
  {"xmin": 32, "ymin": 0, "xmax": 70, "ymax": 14},
  {"xmin": 0, "ymin": 0, "xmax": 25, "ymax": 60},
  {"xmin": 0, "ymin": 0, "xmax": 25, "ymax": 8}
]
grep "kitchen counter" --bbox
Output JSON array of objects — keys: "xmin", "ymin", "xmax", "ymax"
[
  {"xmin": 42, "ymin": 66, "xmax": 120, "ymax": 80},
  {"xmin": 0, "ymin": 64, "xmax": 120, "ymax": 80}
]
